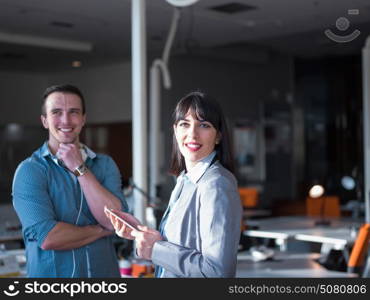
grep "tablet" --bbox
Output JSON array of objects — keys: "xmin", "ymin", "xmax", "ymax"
[{"xmin": 104, "ymin": 207, "xmax": 140, "ymax": 231}]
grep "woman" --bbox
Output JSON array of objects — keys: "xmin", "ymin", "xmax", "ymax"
[{"xmin": 106, "ymin": 91, "xmax": 242, "ymax": 277}]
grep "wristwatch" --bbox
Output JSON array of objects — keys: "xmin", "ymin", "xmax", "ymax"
[{"xmin": 73, "ymin": 163, "xmax": 88, "ymax": 177}]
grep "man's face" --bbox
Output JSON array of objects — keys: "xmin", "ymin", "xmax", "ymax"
[{"xmin": 41, "ymin": 92, "xmax": 86, "ymax": 151}]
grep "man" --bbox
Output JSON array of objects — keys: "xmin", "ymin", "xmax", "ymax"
[{"xmin": 12, "ymin": 84, "xmax": 127, "ymax": 277}]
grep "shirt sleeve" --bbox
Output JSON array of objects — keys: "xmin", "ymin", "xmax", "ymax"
[
  {"xmin": 12, "ymin": 160, "xmax": 58, "ymax": 247},
  {"xmin": 151, "ymin": 175, "xmax": 242, "ymax": 277},
  {"xmin": 101, "ymin": 155, "xmax": 128, "ymax": 212}
]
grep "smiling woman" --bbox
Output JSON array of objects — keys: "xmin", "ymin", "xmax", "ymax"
[
  {"xmin": 170, "ymin": 91, "xmax": 234, "ymax": 176},
  {"xmin": 173, "ymin": 113, "xmax": 219, "ymax": 170},
  {"xmin": 107, "ymin": 91, "xmax": 242, "ymax": 278}
]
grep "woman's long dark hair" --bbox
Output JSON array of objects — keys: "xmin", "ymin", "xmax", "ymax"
[{"xmin": 169, "ymin": 91, "xmax": 234, "ymax": 176}]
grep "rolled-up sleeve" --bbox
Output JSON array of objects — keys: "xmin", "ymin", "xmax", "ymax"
[{"xmin": 12, "ymin": 160, "xmax": 57, "ymax": 247}]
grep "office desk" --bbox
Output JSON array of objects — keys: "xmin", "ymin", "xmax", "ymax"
[
  {"xmin": 243, "ymin": 209, "xmax": 272, "ymax": 219},
  {"xmin": 0, "ymin": 249, "xmax": 26, "ymax": 277},
  {"xmin": 0, "ymin": 226, "xmax": 22, "ymax": 243},
  {"xmin": 0, "ymin": 231, "xmax": 22, "ymax": 243},
  {"xmin": 294, "ymin": 228, "xmax": 356, "ymax": 250},
  {"xmin": 243, "ymin": 216, "xmax": 361, "ymax": 252},
  {"xmin": 245, "ymin": 216, "xmax": 360, "ymax": 230},
  {"xmin": 236, "ymin": 251, "xmax": 357, "ymax": 278}
]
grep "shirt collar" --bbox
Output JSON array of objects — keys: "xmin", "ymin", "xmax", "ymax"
[
  {"xmin": 185, "ymin": 151, "xmax": 216, "ymax": 184},
  {"xmin": 41, "ymin": 141, "xmax": 97, "ymax": 160},
  {"xmin": 82, "ymin": 143, "xmax": 97, "ymax": 159}
]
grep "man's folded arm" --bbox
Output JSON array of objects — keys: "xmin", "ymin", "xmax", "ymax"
[{"xmin": 41, "ymin": 222, "xmax": 113, "ymax": 251}]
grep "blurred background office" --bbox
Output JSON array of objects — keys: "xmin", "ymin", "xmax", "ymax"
[{"xmin": 0, "ymin": 0, "xmax": 370, "ymax": 276}]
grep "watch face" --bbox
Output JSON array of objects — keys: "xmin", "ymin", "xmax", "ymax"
[{"xmin": 75, "ymin": 164, "xmax": 87, "ymax": 176}]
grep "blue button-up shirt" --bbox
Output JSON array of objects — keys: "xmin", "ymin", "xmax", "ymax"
[{"xmin": 12, "ymin": 142, "xmax": 127, "ymax": 277}]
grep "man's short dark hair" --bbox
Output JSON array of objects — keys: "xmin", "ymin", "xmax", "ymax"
[{"xmin": 41, "ymin": 84, "xmax": 86, "ymax": 116}]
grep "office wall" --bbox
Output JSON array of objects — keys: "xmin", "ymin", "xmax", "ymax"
[
  {"xmin": 163, "ymin": 54, "xmax": 293, "ymax": 121},
  {"xmin": 0, "ymin": 71, "xmax": 48, "ymax": 125},
  {"xmin": 161, "ymin": 54, "xmax": 293, "ymax": 134},
  {"xmin": 0, "ymin": 61, "xmax": 132, "ymax": 125},
  {"xmin": 47, "ymin": 62, "xmax": 132, "ymax": 123},
  {"xmin": 0, "ymin": 56, "xmax": 291, "ymax": 125}
]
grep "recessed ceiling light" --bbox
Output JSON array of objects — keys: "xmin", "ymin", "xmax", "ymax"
[
  {"xmin": 166, "ymin": 0, "xmax": 199, "ymax": 7},
  {"xmin": 1, "ymin": 52, "xmax": 26, "ymax": 60},
  {"xmin": 245, "ymin": 20, "xmax": 256, "ymax": 27},
  {"xmin": 151, "ymin": 35, "xmax": 163, "ymax": 41},
  {"xmin": 210, "ymin": 2, "xmax": 257, "ymax": 14},
  {"xmin": 72, "ymin": 61, "xmax": 82, "ymax": 68},
  {"xmin": 50, "ymin": 21, "xmax": 74, "ymax": 29}
]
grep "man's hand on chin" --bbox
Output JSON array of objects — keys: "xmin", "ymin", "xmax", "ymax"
[{"xmin": 56, "ymin": 143, "xmax": 83, "ymax": 171}]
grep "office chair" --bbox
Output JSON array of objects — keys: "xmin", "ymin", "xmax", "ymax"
[
  {"xmin": 306, "ymin": 195, "xmax": 341, "ymax": 217},
  {"xmin": 239, "ymin": 187, "xmax": 259, "ymax": 209},
  {"xmin": 347, "ymin": 223, "xmax": 370, "ymax": 276},
  {"xmin": 239, "ymin": 187, "xmax": 259, "ymax": 239}
]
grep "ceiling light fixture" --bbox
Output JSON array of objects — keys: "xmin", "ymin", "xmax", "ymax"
[
  {"xmin": 0, "ymin": 31, "xmax": 93, "ymax": 52},
  {"xmin": 166, "ymin": 0, "xmax": 198, "ymax": 7},
  {"xmin": 308, "ymin": 184, "xmax": 325, "ymax": 198}
]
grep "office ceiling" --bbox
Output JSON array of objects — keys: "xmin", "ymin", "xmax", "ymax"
[{"xmin": 0, "ymin": 0, "xmax": 369, "ymax": 71}]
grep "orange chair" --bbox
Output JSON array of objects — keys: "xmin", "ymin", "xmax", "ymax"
[
  {"xmin": 306, "ymin": 196, "xmax": 341, "ymax": 217},
  {"xmin": 239, "ymin": 187, "xmax": 259, "ymax": 209},
  {"xmin": 239, "ymin": 187, "xmax": 259, "ymax": 232},
  {"xmin": 347, "ymin": 223, "xmax": 370, "ymax": 275}
]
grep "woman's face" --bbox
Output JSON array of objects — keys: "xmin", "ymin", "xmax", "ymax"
[{"xmin": 174, "ymin": 110, "xmax": 219, "ymax": 170}]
